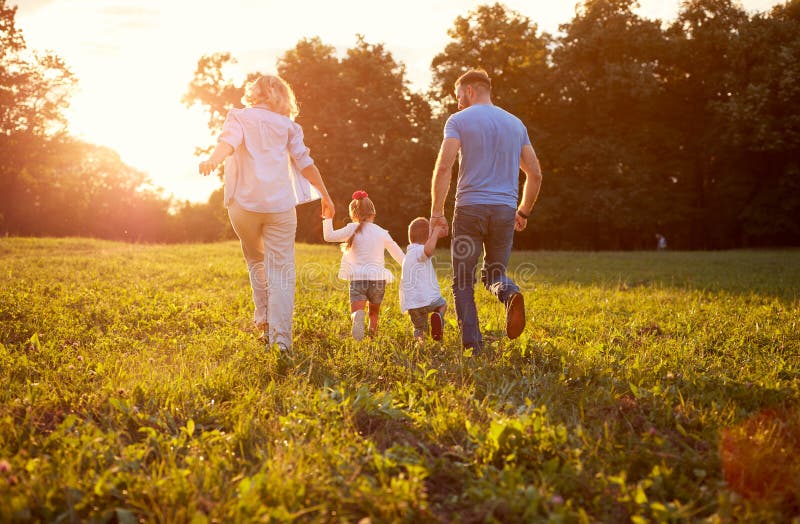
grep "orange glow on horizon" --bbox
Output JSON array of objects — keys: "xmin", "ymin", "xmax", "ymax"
[{"xmin": 15, "ymin": 0, "xmax": 784, "ymax": 203}]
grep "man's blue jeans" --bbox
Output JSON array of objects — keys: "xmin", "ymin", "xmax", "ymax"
[{"xmin": 451, "ymin": 204, "xmax": 520, "ymax": 349}]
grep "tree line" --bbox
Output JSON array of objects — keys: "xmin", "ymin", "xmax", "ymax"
[{"xmin": 3, "ymin": 0, "xmax": 799, "ymax": 248}]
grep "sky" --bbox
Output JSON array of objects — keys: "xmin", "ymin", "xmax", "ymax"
[{"xmin": 16, "ymin": 0, "xmax": 783, "ymax": 204}]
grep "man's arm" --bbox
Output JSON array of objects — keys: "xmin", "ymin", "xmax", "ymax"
[
  {"xmin": 430, "ymin": 137, "xmax": 460, "ymax": 235},
  {"xmin": 515, "ymin": 144, "xmax": 543, "ymax": 231}
]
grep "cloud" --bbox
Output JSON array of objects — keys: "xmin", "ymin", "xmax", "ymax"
[
  {"xmin": 12, "ymin": 0, "xmax": 60, "ymax": 15},
  {"xmin": 78, "ymin": 41, "xmax": 122, "ymax": 55},
  {"xmin": 99, "ymin": 5, "xmax": 159, "ymax": 31}
]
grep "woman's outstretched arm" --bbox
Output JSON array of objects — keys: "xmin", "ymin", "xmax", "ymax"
[{"xmin": 198, "ymin": 142, "xmax": 234, "ymax": 176}]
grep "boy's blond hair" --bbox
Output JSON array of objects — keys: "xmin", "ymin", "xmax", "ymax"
[{"xmin": 408, "ymin": 217, "xmax": 430, "ymax": 244}]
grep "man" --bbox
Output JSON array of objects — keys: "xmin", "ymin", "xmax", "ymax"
[{"xmin": 430, "ymin": 68, "xmax": 543, "ymax": 353}]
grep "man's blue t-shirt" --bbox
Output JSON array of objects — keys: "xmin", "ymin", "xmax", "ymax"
[{"xmin": 444, "ymin": 104, "xmax": 531, "ymax": 209}]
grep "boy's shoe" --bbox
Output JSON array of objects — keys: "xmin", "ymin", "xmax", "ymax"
[
  {"xmin": 351, "ymin": 310, "xmax": 366, "ymax": 341},
  {"xmin": 430, "ymin": 311, "xmax": 444, "ymax": 341},
  {"xmin": 506, "ymin": 292, "xmax": 526, "ymax": 339}
]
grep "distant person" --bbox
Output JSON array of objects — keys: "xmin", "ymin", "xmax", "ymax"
[
  {"xmin": 400, "ymin": 217, "xmax": 448, "ymax": 345},
  {"xmin": 322, "ymin": 191, "xmax": 404, "ymax": 340},
  {"xmin": 430, "ymin": 68, "xmax": 543, "ymax": 354},
  {"xmin": 656, "ymin": 233, "xmax": 667, "ymax": 250},
  {"xmin": 199, "ymin": 74, "xmax": 335, "ymax": 351}
]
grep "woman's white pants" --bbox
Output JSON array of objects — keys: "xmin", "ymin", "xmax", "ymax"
[{"xmin": 227, "ymin": 203, "xmax": 296, "ymax": 349}]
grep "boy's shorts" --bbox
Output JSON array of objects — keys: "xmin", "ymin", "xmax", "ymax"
[
  {"xmin": 408, "ymin": 296, "xmax": 447, "ymax": 337},
  {"xmin": 349, "ymin": 280, "xmax": 386, "ymax": 304}
]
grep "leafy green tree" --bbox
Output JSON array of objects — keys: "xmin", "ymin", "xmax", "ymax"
[
  {"xmin": 182, "ymin": 52, "xmax": 246, "ymax": 143},
  {"xmin": 547, "ymin": 0, "xmax": 677, "ymax": 249},
  {"xmin": 709, "ymin": 0, "xmax": 800, "ymax": 245},
  {"xmin": 170, "ymin": 189, "xmax": 234, "ymax": 243},
  {"xmin": 430, "ymin": 2, "xmax": 551, "ymax": 116},
  {"xmin": 185, "ymin": 36, "xmax": 436, "ymax": 241},
  {"xmin": 0, "ymin": 0, "xmax": 76, "ymax": 234},
  {"xmin": 0, "ymin": 1, "xmax": 74, "ymax": 136},
  {"xmin": 664, "ymin": 0, "xmax": 749, "ymax": 247},
  {"xmin": 9, "ymin": 138, "xmax": 172, "ymax": 241},
  {"xmin": 0, "ymin": 1, "xmax": 176, "ymax": 241},
  {"xmin": 428, "ymin": 3, "xmax": 553, "ymax": 247}
]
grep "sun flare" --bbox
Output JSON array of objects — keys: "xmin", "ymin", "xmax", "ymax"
[{"xmin": 16, "ymin": 0, "xmax": 783, "ymax": 203}]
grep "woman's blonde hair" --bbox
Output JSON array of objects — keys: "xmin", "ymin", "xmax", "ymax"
[
  {"xmin": 242, "ymin": 75, "xmax": 299, "ymax": 119},
  {"xmin": 345, "ymin": 195, "xmax": 376, "ymax": 250}
]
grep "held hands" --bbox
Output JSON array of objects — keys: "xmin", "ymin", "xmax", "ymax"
[
  {"xmin": 321, "ymin": 195, "xmax": 336, "ymax": 220},
  {"xmin": 430, "ymin": 215, "xmax": 449, "ymax": 237}
]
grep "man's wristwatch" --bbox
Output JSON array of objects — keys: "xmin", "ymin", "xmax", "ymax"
[{"xmin": 516, "ymin": 209, "xmax": 529, "ymax": 219}]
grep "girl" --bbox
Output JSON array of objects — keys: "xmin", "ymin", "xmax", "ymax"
[{"xmin": 323, "ymin": 190, "xmax": 404, "ymax": 340}]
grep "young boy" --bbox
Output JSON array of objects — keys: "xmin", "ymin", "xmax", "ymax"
[{"xmin": 400, "ymin": 217, "xmax": 448, "ymax": 344}]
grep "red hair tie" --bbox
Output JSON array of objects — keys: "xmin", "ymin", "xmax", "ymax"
[{"xmin": 352, "ymin": 190, "xmax": 369, "ymax": 200}]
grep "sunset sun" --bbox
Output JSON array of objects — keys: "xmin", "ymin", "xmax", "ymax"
[{"xmin": 16, "ymin": 0, "xmax": 783, "ymax": 204}]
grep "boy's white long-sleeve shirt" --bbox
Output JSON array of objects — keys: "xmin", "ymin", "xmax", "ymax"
[{"xmin": 323, "ymin": 219, "xmax": 404, "ymax": 282}]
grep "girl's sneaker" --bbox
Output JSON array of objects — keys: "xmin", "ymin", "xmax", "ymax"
[
  {"xmin": 351, "ymin": 310, "xmax": 366, "ymax": 341},
  {"xmin": 430, "ymin": 312, "xmax": 444, "ymax": 341}
]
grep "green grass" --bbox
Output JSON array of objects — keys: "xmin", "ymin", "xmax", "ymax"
[{"xmin": 1, "ymin": 238, "xmax": 799, "ymax": 523}]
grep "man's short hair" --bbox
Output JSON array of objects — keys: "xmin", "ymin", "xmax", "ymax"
[{"xmin": 455, "ymin": 69, "xmax": 492, "ymax": 91}]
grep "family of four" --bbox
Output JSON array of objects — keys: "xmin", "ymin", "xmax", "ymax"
[{"xmin": 198, "ymin": 69, "xmax": 543, "ymax": 354}]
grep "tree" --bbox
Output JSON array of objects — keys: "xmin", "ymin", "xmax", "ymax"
[
  {"xmin": 709, "ymin": 0, "xmax": 800, "ymax": 245},
  {"xmin": 279, "ymin": 35, "xmax": 436, "ymax": 237},
  {"xmin": 430, "ymin": 2, "xmax": 551, "ymax": 116},
  {"xmin": 546, "ymin": 0, "xmax": 677, "ymax": 249},
  {"xmin": 1, "ymin": 0, "xmax": 75, "ymax": 234},
  {"xmin": 186, "ymin": 36, "xmax": 437, "ymax": 241},
  {"xmin": 0, "ymin": 1, "xmax": 179, "ymax": 241},
  {"xmin": 0, "ymin": 1, "xmax": 74, "ymax": 137},
  {"xmin": 429, "ymin": 3, "xmax": 553, "ymax": 247},
  {"xmin": 6, "ymin": 137, "xmax": 173, "ymax": 241},
  {"xmin": 664, "ymin": 0, "xmax": 749, "ymax": 247},
  {"xmin": 182, "ymin": 52, "xmax": 245, "ymax": 141}
]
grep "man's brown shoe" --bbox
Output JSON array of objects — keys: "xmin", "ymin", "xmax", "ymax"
[{"xmin": 506, "ymin": 292, "xmax": 526, "ymax": 339}]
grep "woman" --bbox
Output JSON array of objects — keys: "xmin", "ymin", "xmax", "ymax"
[{"xmin": 199, "ymin": 74, "xmax": 335, "ymax": 351}]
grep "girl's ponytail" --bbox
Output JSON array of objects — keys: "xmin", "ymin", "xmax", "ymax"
[{"xmin": 345, "ymin": 191, "xmax": 375, "ymax": 250}]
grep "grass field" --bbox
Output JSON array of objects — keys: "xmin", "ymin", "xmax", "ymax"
[{"xmin": 1, "ymin": 238, "xmax": 799, "ymax": 523}]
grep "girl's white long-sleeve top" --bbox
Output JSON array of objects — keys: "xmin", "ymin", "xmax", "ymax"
[{"xmin": 323, "ymin": 219, "xmax": 405, "ymax": 282}]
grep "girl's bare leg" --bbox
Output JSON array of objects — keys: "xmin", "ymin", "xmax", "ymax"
[{"xmin": 367, "ymin": 302, "xmax": 381, "ymax": 336}]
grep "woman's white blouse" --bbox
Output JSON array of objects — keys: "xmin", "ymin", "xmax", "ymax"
[
  {"xmin": 219, "ymin": 107, "xmax": 315, "ymax": 213},
  {"xmin": 322, "ymin": 219, "xmax": 405, "ymax": 282}
]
